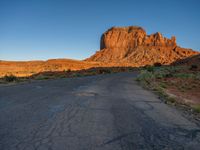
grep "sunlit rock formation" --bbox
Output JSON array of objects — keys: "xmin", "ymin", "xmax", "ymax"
[{"xmin": 87, "ymin": 26, "xmax": 198, "ymax": 66}]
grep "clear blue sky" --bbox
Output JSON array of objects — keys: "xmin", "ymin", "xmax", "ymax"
[{"xmin": 0, "ymin": 0, "xmax": 199, "ymax": 61}]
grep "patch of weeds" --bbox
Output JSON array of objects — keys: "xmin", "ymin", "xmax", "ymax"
[
  {"xmin": 154, "ymin": 86, "xmax": 165, "ymax": 96},
  {"xmin": 58, "ymin": 74, "xmax": 67, "ymax": 78},
  {"xmin": 72, "ymin": 73, "xmax": 82, "ymax": 77},
  {"xmin": 67, "ymin": 69, "xmax": 71, "ymax": 73},
  {"xmin": 145, "ymin": 66, "xmax": 155, "ymax": 72},
  {"xmin": 3, "ymin": 75, "xmax": 18, "ymax": 82},
  {"xmin": 155, "ymin": 87, "xmax": 176, "ymax": 104},
  {"xmin": 167, "ymin": 97, "xmax": 176, "ymax": 104},
  {"xmin": 196, "ymin": 73, "xmax": 200, "ymax": 80},
  {"xmin": 166, "ymin": 66, "xmax": 184, "ymax": 73},
  {"xmin": 86, "ymin": 71, "xmax": 97, "ymax": 76},
  {"xmin": 136, "ymin": 70, "xmax": 155, "ymax": 85},
  {"xmin": 192, "ymin": 105, "xmax": 200, "ymax": 113},
  {"xmin": 159, "ymin": 82, "xmax": 167, "ymax": 89},
  {"xmin": 34, "ymin": 75, "xmax": 51, "ymax": 80},
  {"xmin": 154, "ymin": 71, "xmax": 169, "ymax": 79},
  {"xmin": 137, "ymin": 65, "xmax": 200, "ymax": 116},
  {"xmin": 128, "ymin": 68, "xmax": 134, "ymax": 72},
  {"xmin": 174, "ymin": 73, "xmax": 195, "ymax": 79},
  {"xmin": 157, "ymin": 87, "xmax": 167, "ymax": 97},
  {"xmin": 190, "ymin": 65, "xmax": 198, "ymax": 70},
  {"xmin": 98, "ymin": 69, "xmax": 112, "ymax": 74}
]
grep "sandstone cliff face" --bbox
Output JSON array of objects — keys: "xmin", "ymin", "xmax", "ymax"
[{"xmin": 87, "ymin": 26, "xmax": 199, "ymax": 66}]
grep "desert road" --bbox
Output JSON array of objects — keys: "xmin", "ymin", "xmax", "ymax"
[{"xmin": 0, "ymin": 72, "xmax": 200, "ymax": 150}]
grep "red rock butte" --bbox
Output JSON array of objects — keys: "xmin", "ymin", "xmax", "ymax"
[
  {"xmin": 86, "ymin": 26, "xmax": 199, "ymax": 66},
  {"xmin": 0, "ymin": 26, "xmax": 199, "ymax": 77}
]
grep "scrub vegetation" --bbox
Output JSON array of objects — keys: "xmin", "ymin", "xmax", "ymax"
[{"xmin": 137, "ymin": 65, "xmax": 200, "ymax": 114}]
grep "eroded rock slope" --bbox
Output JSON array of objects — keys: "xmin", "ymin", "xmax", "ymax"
[{"xmin": 87, "ymin": 26, "xmax": 199, "ymax": 66}]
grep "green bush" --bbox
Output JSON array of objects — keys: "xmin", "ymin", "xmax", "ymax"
[
  {"xmin": 137, "ymin": 70, "xmax": 155, "ymax": 84},
  {"xmin": 190, "ymin": 65, "xmax": 198, "ymax": 70},
  {"xmin": 72, "ymin": 73, "xmax": 82, "ymax": 77},
  {"xmin": 174, "ymin": 73, "xmax": 195, "ymax": 78},
  {"xmin": 34, "ymin": 74, "xmax": 50, "ymax": 80},
  {"xmin": 192, "ymin": 105, "xmax": 200, "ymax": 113},
  {"xmin": 159, "ymin": 82, "xmax": 167, "ymax": 89},
  {"xmin": 145, "ymin": 66, "xmax": 155, "ymax": 72},
  {"xmin": 3, "ymin": 75, "xmax": 18, "ymax": 82},
  {"xmin": 167, "ymin": 97, "xmax": 176, "ymax": 104},
  {"xmin": 67, "ymin": 69, "xmax": 71, "ymax": 73},
  {"xmin": 97, "ymin": 69, "xmax": 112, "ymax": 74},
  {"xmin": 196, "ymin": 73, "xmax": 200, "ymax": 80}
]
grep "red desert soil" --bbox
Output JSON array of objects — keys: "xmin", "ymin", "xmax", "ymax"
[
  {"xmin": 162, "ymin": 77, "xmax": 200, "ymax": 105},
  {"xmin": 151, "ymin": 54, "xmax": 200, "ymax": 105},
  {"xmin": 166, "ymin": 55, "xmax": 200, "ymax": 105},
  {"xmin": 0, "ymin": 26, "xmax": 199, "ymax": 77}
]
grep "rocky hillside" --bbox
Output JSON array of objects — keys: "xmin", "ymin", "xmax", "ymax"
[{"xmin": 86, "ymin": 26, "xmax": 199, "ymax": 66}]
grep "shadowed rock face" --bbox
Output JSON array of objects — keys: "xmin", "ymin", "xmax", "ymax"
[{"xmin": 87, "ymin": 26, "xmax": 199, "ymax": 66}]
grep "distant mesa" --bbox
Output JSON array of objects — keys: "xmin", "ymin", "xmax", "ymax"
[{"xmin": 86, "ymin": 26, "xmax": 199, "ymax": 66}]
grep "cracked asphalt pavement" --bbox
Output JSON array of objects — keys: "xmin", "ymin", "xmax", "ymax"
[{"xmin": 0, "ymin": 72, "xmax": 200, "ymax": 150}]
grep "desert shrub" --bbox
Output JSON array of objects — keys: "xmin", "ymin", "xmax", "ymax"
[
  {"xmin": 72, "ymin": 73, "xmax": 82, "ymax": 77},
  {"xmin": 190, "ymin": 65, "xmax": 198, "ymax": 70},
  {"xmin": 3, "ymin": 75, "xmax": 18, "ymax": 82},
  {"xmin": 58, "ymin": 74, "xmax": 67, "ymax": 78},
  {"xmin": 196, "ymin": 73, "xmax": 200, "ymax": 80},
  {"xmin": 34, "ymin": 74, "xmax": 50, "ymax": 80},
  {"xmin": 140, "ymin": 66, "xmax": 184, "ymax": 80},
  {"xmin": 154, "ymin": 71, "xmax": 168, "ymax": 79},
  {"xmin": 67, "ymin": 69, "xmax": 71, "ymax": 73},
  {"xmin": 128, "ymin": 68, "xmax": 134, "ymax": 72},
  {"xmin": 192, "ymin": 105, "xmax": 200, "ymax": 113},
  {"xmin": 174, "ymin": 73, "xmax": 195, "ymax": 79},
  {"xmin": 138, "ymin": 67, "xmax": 168, "ymax": 82},
  {"xmin": 137, "ymin": 70, "xmax": 155, "ymax": 84},
  {"xmin": 159, "ymin": 82, "xmax": 167, "ymax": 89},
  {"xmin": 164, "ymin": 66, "xmax": 183, "ymax": 73},
  {"xmin": 98, "ymin": 69, "xmax": 112, "ymax": 74},
  {"xmin": 151, "ymin": 67, "xmax": 172, "ymax": 79},
  {"xmin": 85, "ymin": 70, "xmax": 94, "ymax": 75},
  {"xmin": 154, "ymin": 66, "xmax": 188, "ymax": 78},
  {"xmin": 165, "ymin": 73, "xmax": 173, "ymax": 78},
  {"xmin": 97, "ymin": 69, "xmax": 104, "ymax": 74},
  {"xmin": 145, "ymin": 66, "xmax": 155, "ymax": 72},
  {"xmin": 167, "ymin": 97, "xmax": 176, "ymax": 104}
]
